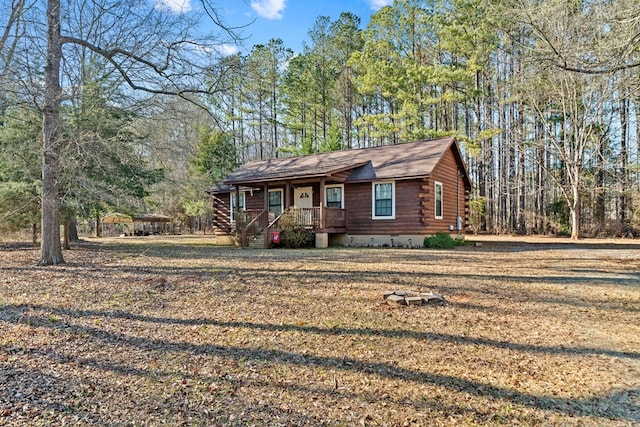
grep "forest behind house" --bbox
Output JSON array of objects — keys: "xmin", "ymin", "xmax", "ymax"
[{"xmin": 1, "ymin": 0, "xmax": 639, "ymax": 249}]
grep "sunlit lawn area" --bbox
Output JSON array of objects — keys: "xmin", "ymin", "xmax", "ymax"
[{"xmin": 1, "ymin": 235, "xmax": 639, "ymax": 426}]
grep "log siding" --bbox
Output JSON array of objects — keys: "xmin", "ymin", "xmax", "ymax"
[
  {"xmin": 209, "ymin": 138, "xmax": 471, "ymax": 244},
  {"xmin": 345, "ymin": 146, "xmax": 467, "ymax": 235}
]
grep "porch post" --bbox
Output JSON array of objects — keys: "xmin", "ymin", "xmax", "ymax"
[
  {"xmin": 285, "ymin": 181, "xmax": 291, "ymax": 209},
  {"xmin": 233, "ymin": 186, "xmax": 244, "ymax": 245},
  {"xmin": 319, "ymin": 178, "xmax": 325, "ymax": 230},
  {"xmin": 263, "ymin": 183, "xmax": 269, "ymax": 212},
  {"xmin": 263, "ymin": 183, "xmax": 269, "ymax": 248},
  {"xmin": 234, "ymin": 186, "xmax": 240, "ymax": 219}
]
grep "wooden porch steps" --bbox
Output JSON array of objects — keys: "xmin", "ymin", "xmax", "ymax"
[{"xmin": 248, "ymin": 233, "xmax": 265, "ymax": 249}]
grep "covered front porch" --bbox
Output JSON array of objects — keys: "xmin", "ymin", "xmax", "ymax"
[{"xmin": 232, "ymin": 179, "xmax": 347, "ymax": 248}]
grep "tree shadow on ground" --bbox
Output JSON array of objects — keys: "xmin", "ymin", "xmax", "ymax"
[
  {"xmin": 0, "ymin": 353, "xmax": 333, "ymax": 426},
  {"xmin": 7, "ymin": 304, "xmax": 637, "ymax": 360},
  {"xmin": 2, "ymin": 250, "xmax": 638, "ymax": 316},
  {"xmin": 1, "ymin": 304, "xmax": 638, "ymax": 424}
]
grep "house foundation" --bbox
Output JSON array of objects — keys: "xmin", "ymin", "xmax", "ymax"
[
  {"xmin": 315, "ymin": 232, "xmax": 329, "ymax": 248},
  {"xmin": 330, "ymin": 234, "xmax": 432, "ymax": 248}
]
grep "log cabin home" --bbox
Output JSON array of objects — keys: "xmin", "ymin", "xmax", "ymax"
[{"xmin": 207, "ymin": 137, "xmax": 472, "ymax": 248}]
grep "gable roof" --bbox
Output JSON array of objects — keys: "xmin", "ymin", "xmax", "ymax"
[{"xmin": 220, "ymin": 137, "xmax": 470, "ymax": 189}]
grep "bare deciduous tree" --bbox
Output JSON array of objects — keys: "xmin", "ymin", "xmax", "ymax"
[
  {"xmin": 6, "ymin": 0, "xmax": 239, "ymax": 264},
  {"xmin": 503, "ymin": 0, "xmax": 640, "ymax": 239}
]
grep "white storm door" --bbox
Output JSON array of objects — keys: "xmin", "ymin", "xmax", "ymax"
[
  {"xmin": 293, "ymin": 186, "xmax": 313, "ymax": 226},
  {"xmin": 294, "ymin": 186, "xmax": 313, "ymax": 209}
]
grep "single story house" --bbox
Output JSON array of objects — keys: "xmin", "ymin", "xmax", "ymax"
[{"xmin": 207, "ymin": 137, "xmax": 472, "ymax": 248}]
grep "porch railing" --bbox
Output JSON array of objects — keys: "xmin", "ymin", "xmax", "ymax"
[
  {"xmin": 234, "ymin": 209, "xmax": 262, "ymax": 230},
  {"xmin": 270, "ymin": 207, "xmax": 346, "ymax": 231},
  {"xmin": 237, "ymin": 206, "xmax": 347, "ymax": 248},
  {"xmin": 290, "ymin": 207, "xmax": 318, "ymax": 228},
  {"xmin": 237, "ymin": 209, "xmax": 267, "ymax": 247},
  {"xmin": 324, "ymin": 207, "xmax": 346, "ymax": 229}
]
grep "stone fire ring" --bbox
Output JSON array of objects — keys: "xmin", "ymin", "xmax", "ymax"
[{"xmin": 383, "ymin": 290, "xmax": 445, "ymax": 307}]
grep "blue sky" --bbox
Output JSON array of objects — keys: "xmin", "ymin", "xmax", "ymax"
[{"xmin": 155, "ymin": 0, "xmax": 393, "ymax": 55}]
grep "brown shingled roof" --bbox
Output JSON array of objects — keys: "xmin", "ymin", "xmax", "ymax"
[{"xmin": 222, "ymin": 137, "xmax": 468, "ymax": 187}]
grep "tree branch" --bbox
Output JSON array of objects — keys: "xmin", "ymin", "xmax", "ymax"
[{"xmin": 60, "ymin": 35, "xmax": 215, "ymax": 97}]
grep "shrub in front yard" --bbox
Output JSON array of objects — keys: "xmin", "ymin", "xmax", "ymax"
[
  {"xmin": 423, "ymin": 232, "xmax": 466, "ymax": 248},
  {"xmin": 277, "ymin": 210, "xmax": 314, "ymax": 248},
  {"xmin": 282, "ymin": 229, "xmax": 314, "ymax": 248}
]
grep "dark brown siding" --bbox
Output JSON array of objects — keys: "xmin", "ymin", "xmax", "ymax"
[
  {"xmin": 345, "ymin": 146, "xmax": 468, "ymax": 235},
  {"xmin": 211, "ymin": 190, "xmax": 266, "ymax": 236},
  {"xmin": 345, "ymin": 180, "xmax": 425, "ymax": 235},
  {"xmin": 213, "ymin": 144, "xmax": 468, "ymax": 238},
  {"xmin": 213, "ymin": 190, "xmax": 265, "ymax": 217},
  {"xmin": 244, "ymin": 185, "xmax": 323, "ymax": 211},
  {"xmin": 212, "ymin": 194, "xmax": 232, "ymax": 236},
  {"xmin": 245, "ymin": 190, "xmax": 264, "ymax": 211},
  {"xmin": 424, "ymin": 147, "xmax": 467, "ymax": 234}
]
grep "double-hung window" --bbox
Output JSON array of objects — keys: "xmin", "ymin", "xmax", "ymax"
[
  {"xmin": 230, "ymin": 192, "xmax": 246, "ymax": 223},
  {"xmin": 372, "ymin": 181, "xmax": 395, "ymax": 219},
  {"xmin": 434, "ymin": 181, "xmax": 443, "ymax": 219},
  {"xmin": 325, "ymin": 185, "xmax": 344, "ymax": 208},
  {"xmin": 268, "ymin": 189, "xmax": 283, "ymax": 217}
]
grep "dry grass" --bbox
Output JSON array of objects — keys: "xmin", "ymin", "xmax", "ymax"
[{"xmin": 1, "ymin": 235, "xmax": 639, "ymax": 426}]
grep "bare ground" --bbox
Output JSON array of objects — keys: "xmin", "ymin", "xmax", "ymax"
[{"xmin": 0, "ymin": 235, "xmax": 639, "ymax": 426}]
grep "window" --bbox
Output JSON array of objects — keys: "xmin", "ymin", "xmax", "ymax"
[
  {"xmin": 230, "ymin": 192, "xmax": 246, "ymax": 223},
  {"xmin": 325, "ymin": 185, "xmax": 344, "ymax": 208},
  {"xmin": 372, "ymin": 181, "xmax": 395, "ymax": 219},
  {"xmin": 268, "ymin": 189, "xmax": 283, "ymax": 217},
  {"xmin": 435, "ymin": 181, "xmax": 443, "ymax": 219}
]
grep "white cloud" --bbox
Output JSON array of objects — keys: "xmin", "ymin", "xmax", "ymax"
[
  {"xmin": 217, "ymin": 44, "xmax": 240, "ymax": 56},
  {"xmin": 367, "ymin": 0, "xmax": 393, "ymax": 10},
  {"xmin": 154, "ymin": 0, "xmax": 192, "ymax": 13},
  {"xmin": 191, "ymin": 43, "xmax": 239, "ymax": 57},
  {"xmin": 250, "ymin": 0, "xmax": 286, "ymax": 20}
]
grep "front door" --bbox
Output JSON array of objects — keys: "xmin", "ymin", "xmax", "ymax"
[
  {"xmin": 294, "ymin": 186, "xmax": 313, "ymax": 209},
  {"xmin": 293, "ymin": 186, "xmax": 313, "ymax": 226}
]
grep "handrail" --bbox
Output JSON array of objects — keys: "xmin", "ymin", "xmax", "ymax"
[
  {"xmin": 268, "ymin": 210, "xmax": 287, "ymax": 229},
  {"xmin": 244, "ymin": 209, "xmax": 266, "ymax": 231},
  {"xmin": 239, "ymin": 206, "xmax": 347, "ymax": 247},
  {"xmin": 235, "ymin": 209, "xmax": 262, "ymax": 229},
  {"xmin": 240, "ymin": 209, "xmax": 267, "ymax": 247}
]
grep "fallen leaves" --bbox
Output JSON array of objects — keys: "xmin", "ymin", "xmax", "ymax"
[{"xmin": 0, "ymin": 235, "xmax": 639, "ymax": 426}]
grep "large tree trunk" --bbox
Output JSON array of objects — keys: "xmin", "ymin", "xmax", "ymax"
[{"xmin": 39, "ymin": 0, "xmax": 64, "ymax": 265}]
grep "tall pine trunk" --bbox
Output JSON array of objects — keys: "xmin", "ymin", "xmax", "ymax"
[
  {"xmin": 517, "ymin": 110, "xmax": 526, "ymax": 234},
  {"xmin": 39, "ymin": 0, "xmax": 64, "ymax": 265},
  {"xmin": 595, "ymin": 135, "xmax": 606, "ymax": 232},
  {"xmin": 619, "ymin": 95, "xmax": 628, "ymax": 225}
]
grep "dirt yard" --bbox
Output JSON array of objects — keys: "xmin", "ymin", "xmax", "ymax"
[{"xmin": 1, "ymin": 235, "xmax": 639, "ymax": 426}]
